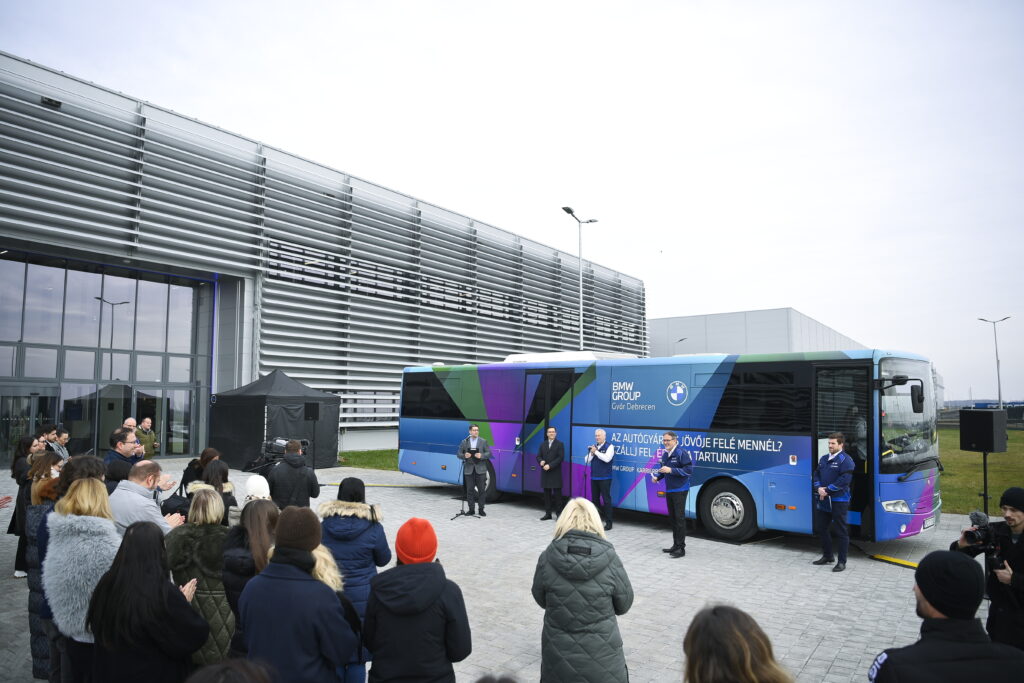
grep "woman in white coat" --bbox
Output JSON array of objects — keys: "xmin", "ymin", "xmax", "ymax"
[{"xmin": 42, "ymin": 478, "xmax": 122, "ymax": 683}]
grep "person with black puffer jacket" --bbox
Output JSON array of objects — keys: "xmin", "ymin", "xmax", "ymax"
[
  {"xmin": 267, "ymin": 441, "xmax": 319, "ymax": 508},
  {"xmin": 364, "ymin": 518, "xmax": 471, "ymax": 683},
  {"xmin": 222, "ymin": 500, "xmax": 279, "ymax": 657}
]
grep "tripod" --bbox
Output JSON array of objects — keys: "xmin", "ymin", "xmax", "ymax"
[{"xmin": 451, "ymin": 456, "xmax": 478, "ymax": 520}]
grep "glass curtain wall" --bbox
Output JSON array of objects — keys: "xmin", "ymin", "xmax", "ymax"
[{"xmin": 0, "ymin": 251, "xmax": 207, "ymax": 462}]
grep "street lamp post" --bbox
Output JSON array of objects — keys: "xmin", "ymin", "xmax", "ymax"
[
  {"xmin": 95, "ymin": 297, "xmax": 130, "ymax": 350},
  {"xmin": 978, "ymin": 316, "xmax": 1010, "ymax": 409},
  {"xmin": 562, "ymin": 207, "xmax": 597, "ymax": 351}
]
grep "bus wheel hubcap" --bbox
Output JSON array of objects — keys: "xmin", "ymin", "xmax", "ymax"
[{"xmin": 710, "ymin": 493, "xmax": 744, "ymax": 529}]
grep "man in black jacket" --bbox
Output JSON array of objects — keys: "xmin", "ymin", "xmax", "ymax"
[
  {"xmin": 951, "ymin": 486, "xmax": 1024, "ymax": 650},
  {"xmin": 365, "ymin": 518, "xmax": 471, "ymax": 682},
  {"xmin": 867, "ymin": 550, "xmax": 1024, "ymax": 682},
  {"xmin": 267, "ymin": 440, "xmax": 320, "ymax": 508},
  {"xmin": 537, "ymin": 426, "xmax": 565, "ymax": 520}
]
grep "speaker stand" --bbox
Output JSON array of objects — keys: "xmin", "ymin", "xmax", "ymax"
[{"xmin": 980, "ymin": 451, "xmax": 990, "ymax": 516}]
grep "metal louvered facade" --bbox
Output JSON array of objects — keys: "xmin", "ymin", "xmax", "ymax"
[{"xmin": 0, "ymin": 52, "xmax": 646, "ymax": 449}]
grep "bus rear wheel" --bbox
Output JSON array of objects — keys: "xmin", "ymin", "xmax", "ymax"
[
  {"xmin": 483, "ymin": 461, "xmax": 499, "ymax": 503},
  {"xmin": 699, "ymin": 480, "xmax": 757, "ymax": 541},
  {"xmin": 465, "ymin": 461, "xmax": 500, "ymax": 504}
]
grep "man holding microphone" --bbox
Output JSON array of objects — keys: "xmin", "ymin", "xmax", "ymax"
[
  {"xmin": 457, "ymin": 424, "xmax": 492, "ymax": 516},
  {"xmin": 652, "ymin": 431, "xmax": 693, "ymax": 558}
]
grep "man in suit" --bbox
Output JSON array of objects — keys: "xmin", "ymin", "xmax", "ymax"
[
  {"xmin": 537, "ymin": 426, "xmax": 565, "ymax": 520},
  {"xmin": 457, "ymin": 424, "xmax": 492, "ymax": 516}
]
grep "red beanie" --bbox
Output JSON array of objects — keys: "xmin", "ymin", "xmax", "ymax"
[{"xmin": 396, "ymin": 517, "xmax": 438, "ymax": 564}]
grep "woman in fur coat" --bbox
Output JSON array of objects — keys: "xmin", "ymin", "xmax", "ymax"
[
  {"xmin": 41, "ymin": 478, "xmax": 122, "ymax": 683},
  {"xmin": 166, "ymin": 488, "xmax": 232, "ymax": 666},
  {"xmin": 320, "ymin": 477, "xmax": 391, "ymax": 683}
]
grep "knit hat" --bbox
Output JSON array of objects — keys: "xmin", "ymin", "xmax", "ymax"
[
  {"xmin": 338, "ymin": 477, "xmax": 366, "ymax": 503},
  {"xmin": 244, "ymin": 474, "xmax": 271, "ymax": 501},
  {"xmin": 275, "ymin": 506, "xmax": 321, "ymax": 552},
  {"xmin": 999, "ymin": 487, "xmax": 1024, "ymax": 512},
  {"xmin": 915, "ymin": 550, "xmax": 984, "ymax": 619},
  {"xmin": 396, "ymin": 517, "xmax": 438, "ymax": 564}
]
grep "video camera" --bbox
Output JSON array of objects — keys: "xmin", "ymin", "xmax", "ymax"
[
  {"xmin": 244, "ymin": 436, "xmax": 311, "ymax": 475},
  {"xmin": 965, "ymin": 511, "xmax": 1005, "ymax": 568}
]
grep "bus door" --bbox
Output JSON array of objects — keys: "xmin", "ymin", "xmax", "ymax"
[
  {"xmin": 521, "ymin": 370, "xmax": 578, "ymax": 498},
  {"xmin": 814, "ymin": 366, "xmax": 872, "ymax": 537}
]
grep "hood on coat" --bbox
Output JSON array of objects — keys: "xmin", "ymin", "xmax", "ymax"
[
  {"xmin": 167, "ymin": 523, "xmax": 228, "ymax": 579},
  {"xmin": 223, "ymin": 523, "xmax": 250, "ymax": 552},
  {"xmin": 33, "ymin": 476, "xmax": 60, "ymax": 502},
  {"xmin": 47, "ymin": 511, "xmax": 118, "ymax": 540},
  {"xmin": 223, "ymin": 524, "xmax": 256, "ymax": 577},
  {"xmin": 543, "ymin": 530, "xmax": 616, "ymax": 581},
  {"xmin": 186, "ymin": 481, "xmax": 235, "ymax": 495},
  {"xmin": 283, "ymin": 452, "xmax": 307, "ymax": 468},
  {"xmin": 318, "ymin": 499, "xmax": 382, "ymax": 522},
  {"xmin": 370, "ymin": 561, "xmax": 446, "ymax": 615}
]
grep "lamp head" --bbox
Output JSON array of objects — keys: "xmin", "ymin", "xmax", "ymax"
[{"xmin": 562, "ymin": 206, "xmax": 575, "ymax": 216}]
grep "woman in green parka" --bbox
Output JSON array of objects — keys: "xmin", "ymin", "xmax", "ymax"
[
  {"xmin": 166, "ymin": 488, "xmax": 233, "ymax": 666},
  {"xmin": 531, "ymin": 497, "xmax": 634, "ymax": 683}
]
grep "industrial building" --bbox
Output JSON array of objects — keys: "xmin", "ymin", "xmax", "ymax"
[
  {"xmin": 648, "ymin": 308, "xmax": 865, "ymax": 358},
  {"xmin": 0, "ymin": 52, "xmax": 646, "ymax": 460}
]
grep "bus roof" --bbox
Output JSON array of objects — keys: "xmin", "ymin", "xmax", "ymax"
[{"xmin": 404, "ymin": 349, "xmax": 931, "ymax": 372}]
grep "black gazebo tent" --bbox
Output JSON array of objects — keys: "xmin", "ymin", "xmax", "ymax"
[{"xmin": 209, "ymin": 369, "xmax": 341, "ymax": 470}]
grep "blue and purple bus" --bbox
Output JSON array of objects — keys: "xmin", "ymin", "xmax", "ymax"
[{"xmin": 398, "ymin": 350, "xmax": 940, "ymax": 541}]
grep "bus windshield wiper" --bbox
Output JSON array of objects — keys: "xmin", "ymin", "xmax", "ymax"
[{"xmin": 897, "ymin": 455, "xmax": 943, "ymax": 482}]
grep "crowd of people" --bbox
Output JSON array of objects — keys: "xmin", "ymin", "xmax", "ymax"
[{"xmin": 5, "ymin": 420, "xmax": 1024, "ymax": 682}]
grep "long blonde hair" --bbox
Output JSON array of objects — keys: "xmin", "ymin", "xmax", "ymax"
[
  {"xmin": 553, "ymin": 497, "xmax": 606, "ymax": 540},
  {"xmin": 54, "ymin": 478, "xmax": 113, "ymax": 520},
  {"xmin": 310, "ymin": 544, "xmax": 344, "ymax": 592},
  {"xmin": 267, "ymin": 543, "xmax": 345, "ymax": 592}
]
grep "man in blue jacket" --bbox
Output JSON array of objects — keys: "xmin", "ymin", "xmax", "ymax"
[
  {"xmin": 652, "ymin": 431, "xmax": 694, "ymax": 558},
  {"xmin": 103, "ymin": 427, "xmax": 143, "ymax": 467},
  {"xmin": 812, "ymin": 432, "xmax": 856, "ymax": 572}
]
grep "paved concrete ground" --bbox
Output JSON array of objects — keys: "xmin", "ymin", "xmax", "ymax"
[{"xmin": 1, "ymin": 457, "xmax": 980, "ymax": 682}]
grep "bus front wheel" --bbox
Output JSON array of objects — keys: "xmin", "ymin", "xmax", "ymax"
[{"xmin": 699, "ymin": 480, "xmax": 757, "ymax": 541}]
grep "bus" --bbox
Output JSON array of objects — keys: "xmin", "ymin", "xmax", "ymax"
[{"xmin": 397, "ymin": 350, "xmax": 940, "ymax": 542}]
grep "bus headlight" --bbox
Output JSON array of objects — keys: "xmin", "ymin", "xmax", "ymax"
[{"xmin": 882, "ymin": 499, "xmax": 911, "ymax": 514}]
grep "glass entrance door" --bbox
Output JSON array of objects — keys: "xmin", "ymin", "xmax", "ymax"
[
  {"xmin": 815, "ymin": 366, "xmax": 872, "ymax": 533},
  {"xmin": 0, "ymin": 385, "xmax": 59, "ymax": 464}
]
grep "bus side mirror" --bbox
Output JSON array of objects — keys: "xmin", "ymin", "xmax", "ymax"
[{"xmin": 911, "ymin": 384, "xmax": 925, "ymax": 413}]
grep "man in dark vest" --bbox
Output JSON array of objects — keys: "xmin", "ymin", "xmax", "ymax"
[
  {"xmin": 652, "ymin": 431, "xmax": 693, "ymax": 558},
  {"xmin": 537, "ymin": 426, "xmax": 565, "ymax": 520},
  {"xmin": 456, "ymin": 424, "xmax": 492, "ymax": 516},
  {"xmin": 586, "ymin": 428, "xmax": 615, "ymax": 530},
  {"xmin": 812, "ymin": 432, "xmax": 855, "ymax": 572}
]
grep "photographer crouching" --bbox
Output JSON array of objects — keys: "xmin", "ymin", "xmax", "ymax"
[{"xmin": 952, "ymin": 487, "xmax": 1024, "ymax": 651}]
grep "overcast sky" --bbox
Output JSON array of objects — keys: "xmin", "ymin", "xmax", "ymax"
[{"xmin": 2, "ymin": 0, "xmax": 1021, "ymax": 401}]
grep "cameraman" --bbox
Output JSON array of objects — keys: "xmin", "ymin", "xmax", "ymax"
[{"xmin": 951, "ymin": 486, "xmax": 1024, "ymax": 650}]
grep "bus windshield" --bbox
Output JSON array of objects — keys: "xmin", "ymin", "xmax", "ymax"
[{"xmin": 878, "ymin": 358, "xmax": 938, "ymax": 475}]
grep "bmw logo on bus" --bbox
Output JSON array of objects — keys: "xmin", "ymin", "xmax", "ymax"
[{"xmin": 666, "ymin": 381, "xmax": 689, "ymax": 406}]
